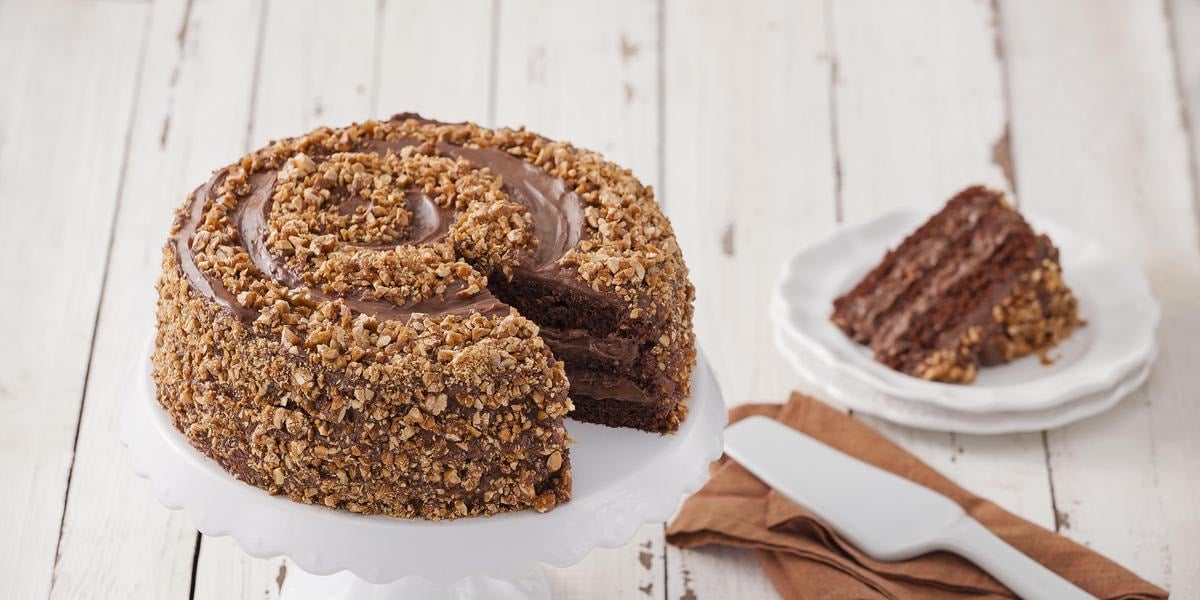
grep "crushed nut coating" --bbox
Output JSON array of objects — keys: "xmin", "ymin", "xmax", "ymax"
[{"xmin": 915, "ymin": 260, "xmax": 1082, "ymax": 383}]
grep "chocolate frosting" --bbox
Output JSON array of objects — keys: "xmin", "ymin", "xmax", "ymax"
[
  {"xmin": 566, "ymin": 370, "xmax": 653, "ymax": 404},
  {"xmin": 538, "ymin": 326, "xmax": 641, "ymax": 363},
  {"xmin": 171, "ymin": 128, "xmax": 586, "ymax": 323}
]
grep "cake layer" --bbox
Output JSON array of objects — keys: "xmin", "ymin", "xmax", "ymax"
[{"xmin": 488, "ymin": 228, "xmax": 693, "ymax": 433}]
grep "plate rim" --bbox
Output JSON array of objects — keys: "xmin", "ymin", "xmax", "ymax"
[{"xmin": 773, "ymin": 323, "xmax": 1155, "ymax": 434}]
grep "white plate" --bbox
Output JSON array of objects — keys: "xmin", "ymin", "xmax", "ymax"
[
  {"xmin": 773, "ymin": 210, "xmax": 1159, "ymax": 414},
  {"xmin": 773, "ymin": 315, "xmax": 1155, "ymax": 434},
  {"xmin": 120, "ymin": 342, "xmax": 726, "ymax": 584}
]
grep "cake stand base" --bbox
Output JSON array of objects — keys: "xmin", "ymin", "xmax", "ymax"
[{"xmin": 281, "ymin": 567, "xmax": 549, "ymax": 600}]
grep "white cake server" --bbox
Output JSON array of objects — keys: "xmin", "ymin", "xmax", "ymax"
[{"xmin": 723, "ymin": 416, "xmax": 1094, "ymax": 599}]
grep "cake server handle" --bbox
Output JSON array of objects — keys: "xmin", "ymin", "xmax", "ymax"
[{"xmin": 937, "ymin": 516, "xmax": 1093, "ymax": 600}]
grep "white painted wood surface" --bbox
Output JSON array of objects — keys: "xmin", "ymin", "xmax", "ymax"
[
  {"xmin": 2, "ymin": 0, "xmax": 1197, "ymax": 598},
  {"xmin": 1001, "ymin": 0, "xmax": 1200, "ymax": 589},
  {"xmin": 663, "ymin": 0, "xmax": 832, "ymax": 596},
  {"xmin": 0, "ymin": 1, "xmax": 149, "ymax": 598}
]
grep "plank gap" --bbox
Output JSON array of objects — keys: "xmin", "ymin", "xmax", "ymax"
[
  {"xmin": 655, "ymin": 0, "xmax": 667, "ymax": 206},
  {"xmin": 188, "ymin": 533, "xmax": 202, "ymax": 600},
  {"xmin": 990, "ymin": 0, "xmax": 1020, "ymax": 197},
  {"xmin": 176, "ymin": 0, "xmax": 195, "ymax": 52},
  {"xmin": 1040, "ymin": 430, "xmax": 1063, "ymax": 532},
  {"xmin": 243, "ymin": 0, "xmax": 270, "ymax": 152},
  {"xmin": 823, "ymin": 0, "xmax": 843, "ymax": 224},
  {"xmin": 486, "ymin": 0, "xmax": 501, "ymax": 126},
  {"xmin": 1163, "ymin": 0, "xmax": 1200, "ymax": 247},
  {"xmin": 368, "ymin": 0, "xmax": 385, "ymax": 116},
  {"xmin": 660, "ymin": 523, "xmax": 669, "ymax": 600}
]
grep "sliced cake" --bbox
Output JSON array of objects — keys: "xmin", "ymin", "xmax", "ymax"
[
  {"xmin": 152, "ymin": 114, "xmax": 695, "ymax": 520},
  {"xmin": 831, "ymin": 186, "xmax": 1081, "ymax": 383}
]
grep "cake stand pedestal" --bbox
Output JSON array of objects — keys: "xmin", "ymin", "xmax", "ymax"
[
  {"xmin": 119, "ymin": 344, "xmax": 725, "ymax": 600},
  {"xmin": 280, "ymin": 569, "xmax": 550, "ymax": 600}
]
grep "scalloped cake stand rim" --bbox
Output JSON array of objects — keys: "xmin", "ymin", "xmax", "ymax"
[{"xmin": 119, "ymin": 338, "xmax": 725, "ymax": 586}]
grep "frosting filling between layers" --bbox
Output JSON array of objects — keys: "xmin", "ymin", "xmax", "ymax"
[
  {"xmin": 566, "ymin": 370, "xmax": 654, "ymax": 404},
  {"xmin": 538, "ymin": 326, "xmax": 641, "ymax": 364}
]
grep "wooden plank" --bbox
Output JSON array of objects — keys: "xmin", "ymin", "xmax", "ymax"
[
  {"xmin": 548, "ymin": 529, "xmax": 665, "ymax": 600},
  {"xmin": 0, "ymin": 1, "xmax": 149, "ymax": 598},
  {"xmin": 194, "ymin": 537, "xmax": 286, "ymax": 600},
  {"xmin": 833, "ymin": 0, "xmax": 1012, "ymax": 217},
  {"xmin": 662, "ymin": 0, "xmax": 835, "ymax": 596},
  {"xmin": 249, "ymin": 0, "xmax": 378, "ymax": 143},
  {"xmin": 492, "ymin": 0, "xmax": 660, "ymax": 184},
  {"xmin": 668, "ymin": 546, "xmax": 780, "ymax": 600},
  {"xmin": 188, "ymin": 1, "xmax": 376, "ymax": 597},
  {"xmin": 491, "ymin": 1, "xmax": 666, "ymax": 597},
  {"xmin": 49, "ymin": 0, "xmax": 268, "ymax": 598},
  {"xmin": 373, "ymin": 0, "xmax": 495, "ymax": 123},
  {"xmin": 832, "ymin": 0, "xmax": 1054, "ymax": 530},
  {"xmin": 663, "ymin": 0, "xmax": 833, "ymax": 410},
  {"xmin": 1000, "ymin": 0, "xmax": 1199, "ymax": 593}
]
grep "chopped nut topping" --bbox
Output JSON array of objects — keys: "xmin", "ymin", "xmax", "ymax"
[{"xmin": 150, "ymin": 115, "xmax": 702, "ymax": 519}]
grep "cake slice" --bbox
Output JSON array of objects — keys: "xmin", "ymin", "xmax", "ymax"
[{"xmin": 831, "ymin": 186, "xmax": 1081, "ymax": 383}]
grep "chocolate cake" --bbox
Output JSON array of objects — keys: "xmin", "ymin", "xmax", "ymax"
[
  {"xmin": 831, "ymin": 186, "xmax": 1080, "ymax": 383},
  {"xmin": 152, "ymin": 114, "xmax": 695, "ymax": 520}
]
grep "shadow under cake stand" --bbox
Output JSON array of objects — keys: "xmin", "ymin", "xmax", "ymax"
[{"xmin": 119, "ymin": 342, "xmax": 725, "ymax": 600}]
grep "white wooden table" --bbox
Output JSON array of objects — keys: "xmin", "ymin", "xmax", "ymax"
[{"xmin": 3, "ymin": 0, "xmax": 1198, "ymax": 598}]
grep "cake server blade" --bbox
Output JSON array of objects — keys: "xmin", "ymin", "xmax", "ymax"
[{"xmin": 723, "ymin": 416, "xmax": 1093, "ymax": 600}]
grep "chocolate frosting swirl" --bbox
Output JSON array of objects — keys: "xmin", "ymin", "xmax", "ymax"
[{"xmin": 171, "ymin": 124, "xmax": 586, "ymax": 324}]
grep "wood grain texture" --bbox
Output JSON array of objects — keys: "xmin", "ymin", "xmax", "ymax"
[
  {"xmin": 250, "ymin": 0, "xmax": 378, "ymax": 143},
  {"xmin": 662, "ymin": 0, "xmax": 835, "ymax": 595},
  {"xmin": 832, "ymin": 0, "xmax": 1012, "ymax": 217},
  {"xmin": 1000, "ymin": 0, "xmax": 1199, "ymax": 593},
  {"xmin": 493, "ymin": 0, "xmax": 660, "ymax": 185},
  {"xmin": 374, "ymin": 0, "xmax": 495, "ymax": 123},
  {"xmin": 194, "ymin": 537, "xmax": 286, "ymax": 600},
  {"xmin": 667, "ymin": 546, "xmax": 780, "ymax": 600},
  {"xmin": 0, "ymin": 1, "xmax": 148, "ymax": 598},
  {"xmin": 51, "ymin": 0, "xmax": 269, "ymax": 598}
]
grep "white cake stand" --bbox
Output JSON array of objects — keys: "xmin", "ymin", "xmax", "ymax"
[{"xmin": 119, "ymin": 342, "xmax": 725, "ymax": 599}]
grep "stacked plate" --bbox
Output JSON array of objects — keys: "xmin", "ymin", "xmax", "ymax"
[{"xmin": 771, "ymin": 210, "xmax": 1160, "ymax": 434}]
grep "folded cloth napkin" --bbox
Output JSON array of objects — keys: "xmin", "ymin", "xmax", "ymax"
[{"xmin": 666, "ymin": 393, "xmax": 1168, "ymax": 600}]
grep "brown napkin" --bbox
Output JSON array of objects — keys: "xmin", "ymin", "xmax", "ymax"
[{"xmin": 666, "ymin": 393, "xmax": 1168, "ymax": 599}]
